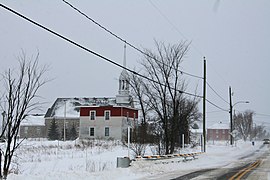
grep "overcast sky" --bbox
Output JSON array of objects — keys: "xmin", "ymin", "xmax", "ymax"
[{"xmin": 0, "ymin": 0, "xmax": 269, "ymax": 129}]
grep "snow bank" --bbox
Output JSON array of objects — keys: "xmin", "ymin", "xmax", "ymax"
[{"xmin": 7, "ymin": 140, "xmax": 265, "ymax": 180}]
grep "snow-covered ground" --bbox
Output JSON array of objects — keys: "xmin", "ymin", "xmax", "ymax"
[{"xmin": 4, "ymin": 139, "xmax": 265, "ymax": 180}]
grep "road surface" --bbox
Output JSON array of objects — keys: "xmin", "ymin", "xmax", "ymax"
[
  {"xmin": 174, "ymin": 144, "xmax": 270, "ymax": 180},
  {"xmin": 144, "ymin": 143, "xmax": 270, "ymax": 180}
]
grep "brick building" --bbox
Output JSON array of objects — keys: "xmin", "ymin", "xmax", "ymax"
[{"xmin": 207, "ymin": 122, "xmax": 230, "ymax": 141}]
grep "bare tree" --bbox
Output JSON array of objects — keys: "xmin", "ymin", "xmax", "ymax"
[
  {"xmin": 128, "ymin": 72, "xmax": 151, "ymax": 149},
  {"xmin": 0, "ymin": 51, "xmax": 48, "ymax": 179},
  {"xmin": 128, "ymin": 72, "xmax": 149, "ymax": 127},
  {"xmin": 234, "ymin": 110, "xmax": 254, "ymax": 141},
  {"xmin": 177, "ymin": 96, "xmax": 201, "ymax": 146},
  {"xmin": 251, "ymin": 124, "xmax": 267, "ymax": 141},
  {"xmin": 129, "ymin": 41, "xmax": 201, "ymax": 154}
]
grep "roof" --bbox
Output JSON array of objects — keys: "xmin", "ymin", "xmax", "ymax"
[
  {"xmin": 119, "ymin": 69, "xmax": 129, "ymax": 80},
  {"xmin": 45, "ymin": 97, "xmax": 133, "ymax": 118},
  {"xmin": 190, "ymin": 128, "xmax": 203, "ymax": 134},
  {"xmin": 208, "ymin": 122, "xmax": 230, "ymax": 130},
  {"xmin": 21, "ymin": 114, "xmax": 45, "ymax": 126}
]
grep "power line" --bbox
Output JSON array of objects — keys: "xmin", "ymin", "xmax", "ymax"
[
  {"xmin": 148, "ymin": 0, "xmax": 234, "ymax": 104},
  {"xmin": 255, "ymin": 113, "xmax": 270, "ymax": 117},
  {"xmin": 148, "ymin": 0, "xmax": 231, "ymax": 90},
  {"xmin": 148, "ymin": 0, "xmax": 205, "ymax": 57},
  {"xmin": 148, "ymin": 0, "xmax": 231, "ymax": 110},
  {"xmin": 206, "ymin": 99, "xmax": 229, "ymax": 112},
  {"xmin": 206, "ymin": 81, "xmax": 229, "ymax": 105},
  {"xmin": 206, "ymin": 110, "xmax": 227, "ymax": 114},
  {"xmin": 0, "ymin": 3, "xmax": 202, "ymax": 99},
  {"xmin": 62, "ymin": 0, "xmax": 203, "ymax": 80},
  {"xmin": 1, "ymin": 3, "xmax": 230, "ymax": 113}
]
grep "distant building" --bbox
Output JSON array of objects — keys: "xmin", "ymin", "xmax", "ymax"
[
  {"xmin": 44, "ymin": 45, "xmax": 138, "ymax": 141},
  {"xmin": 207, "ymin": 122, "xmax": 230, "ymax": 141},
  {"xmin": 44, "ymin": 98, "xmax": 82, "ymax": 140},
  {"xmin": 19, "ymin": 114, "xmax": 46, "ymax": 139}
]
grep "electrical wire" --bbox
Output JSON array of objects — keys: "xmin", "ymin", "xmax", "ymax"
[
  {"xmin": 206, "ymin": 99, "xmax": 229, "ymax": 112},
  {"xmin": 147, "ymin": 0, "xmax": 231, "ymax": 110},
  {"xmin": 62, "ymin": 0, "xmax": 204, "ymax": 80},
  {"xmin": 148, "ymin": 0, "xmax": 205, "ymax": 58},
  {"xmin": 255, "ymin": 113, "xmax": 270, "ymax": 117},
  {"xmin": 0, "ymin": 3, "xmax": 232, "ymax": 113},
  {"xmin": 206, "ymin": 81, "xmax": 229, "ymax": 105},
  {"xmin": 206, "ymin": 110, "xmax": 226, "ymax": 114},
  {"xmin": 0, "ymin": 3, "xmax": 202, "ymax": 99},
  {"xmin": 148, "ymin": 0, "xmax": 235, "ymax": 111}
]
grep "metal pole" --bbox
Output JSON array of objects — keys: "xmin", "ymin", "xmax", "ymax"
[
  {"xmin": 182, "ymin": 134, "xmax": 185, "ymax": 149},
  {"xmin": 127, "ymin": 126, "xmax": 130, "ymax": 158},
  {"xmin": 201, "ymin": 134, "xmax": 203, "ymax": 152},
  {"xmin": 229, "ymin": 87, "xmax": 233, "ymax": 145}
]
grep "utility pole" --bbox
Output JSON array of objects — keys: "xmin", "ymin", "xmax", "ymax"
[
  {"xmin": 229, "ymin": 86, "xmax": 233, "ymax": 145},
  {"xmin": 203, "ymin": 57, "xmax": 206, "ymax": 152},
  {"xmin": 64, "ymin": 100, "xmax": 66, "ymax": 141}
]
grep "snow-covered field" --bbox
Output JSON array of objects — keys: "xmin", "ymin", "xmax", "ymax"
[{"xmin": 4, "ymin": 139, "xmax": 265, "ymax": 180}]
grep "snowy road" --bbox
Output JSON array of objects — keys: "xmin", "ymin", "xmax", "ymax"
[
  {"xmin": 142, "ymin": 143, "xmax": 269, "ymax": 180},
  {"xmin": 245, "ymin": 144, "xmax": 270, "ymax": 180},
  {"xmin": 176, "ymin": 145, "xmax": 269, "ymax": 180}
]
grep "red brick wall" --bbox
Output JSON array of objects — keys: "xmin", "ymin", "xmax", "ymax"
[{"xmin": 207, "ymin": 129, "xmax": 230, "ymax": 141}]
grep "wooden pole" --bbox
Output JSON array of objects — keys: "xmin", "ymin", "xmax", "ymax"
[{"xmin": 203, "ymin": 57, "xmax": 206, "ymax": 152}]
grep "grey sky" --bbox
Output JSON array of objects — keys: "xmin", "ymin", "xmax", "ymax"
[{"xmin": 0, "ymin": 0, "xmax": 269, "ymax": 129}]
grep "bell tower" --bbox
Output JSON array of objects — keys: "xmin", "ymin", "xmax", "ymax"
[{"xmin": 116, "ymin": 44, "xmax": 132, "ymax": 105}]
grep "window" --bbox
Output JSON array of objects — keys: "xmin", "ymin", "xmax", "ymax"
[
  {"xmin": 89, "ymin": 127, "xmax": 95, "ymax": 136},
  {"xmin": 223, "ymin": 129, "xmax": 225, "ymax": 134},
  {"xmin": 64, "ymin": 121, "xmax": 68, "ymax": 129},
  {"xmin": 104, "ymin": 110, "xmax": 110, "ymax": 120},
  {"xmin": 36, "ymin": 127, "xmax": 41, "ymax": 135},
  {"xmin": 24, "ymin": 127, "xmax": 28, "ymax": 134},
  {"xmin": 105, "ymin": 127, "xmax": 109, "ymax": 137},
  {"xmin": 90, "ymin": 110, "xmax": 96, "ymax": 120}
]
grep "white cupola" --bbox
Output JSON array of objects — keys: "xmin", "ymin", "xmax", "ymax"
[{"xmin": 116, "ymin": 44, "xmax": 132, "ymax": 105}]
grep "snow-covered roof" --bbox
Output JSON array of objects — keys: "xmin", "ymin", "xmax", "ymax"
[
  {"xmin": 208, "ymin": 122, "xmax": 229, "ymax": 130},
  {"xmin": 45, "ymin": 97, "xmax": 119, "ymax": 118},
  {"xmin": 190, "ymin": 128, "xmax": 203, "ymax": 134},
  {"xmin": 21, "ymin": 114, "xmax": 45, "ymax": 126}
]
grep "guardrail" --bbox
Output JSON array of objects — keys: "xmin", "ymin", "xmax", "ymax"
[{"xmin": 134, "ymin": 152, "xmax": 203, "ymax": 162}]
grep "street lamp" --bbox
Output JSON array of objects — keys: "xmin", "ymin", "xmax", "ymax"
[
  {"xmin": 229, "ymin": 87, "xmax": 250, "ymax": 145},
  {"xmin": 229, "ymin": 87, "xmax": 249, "ymax": 145},
  {"xmin": 233, "ymin": 101, "xmax": 250, "ymax": 107}
]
